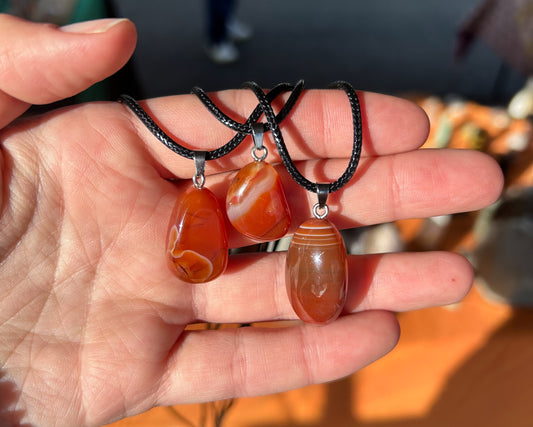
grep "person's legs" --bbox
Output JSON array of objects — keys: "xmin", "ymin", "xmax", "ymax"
[
  {"xmin": 207, "ymin": 0, "xmax": 235, "ymax": 44},
  {"xmin": 206, "ymin": 0, "xmax": 252, "ymax": 64}
]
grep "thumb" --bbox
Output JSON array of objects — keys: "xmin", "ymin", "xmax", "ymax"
[{"xmin": 0, "ymin": 14, "xmax": 137, "ymax": 123}]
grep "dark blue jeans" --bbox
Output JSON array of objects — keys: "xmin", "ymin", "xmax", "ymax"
[{"xmin": 207, "ymin": 0, "xmax": 236, "ymax": 44}]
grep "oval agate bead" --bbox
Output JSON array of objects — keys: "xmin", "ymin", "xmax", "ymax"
[
  {"xmin": 286, "ymin": 218, "xmax": 348, "ymax": 324},
  {"xmin": 226, "ymin": 161, "xmax": 291, "ymax": 241},
  {"xmin": 167, "ymin": 186, "xmax": 228, "ymax": 283}
]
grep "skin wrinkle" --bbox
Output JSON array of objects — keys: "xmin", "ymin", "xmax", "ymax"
[
  {"xmin": 116, "ymin": 105, "xmax": 172, "ymax": 175},
  {"xmin": 13, "ymin": 251, "xmax": 66, "ymax": 408},
  {"xmin": 133, "ymin": 97, "xmax": 220, "ymax": 163},
  {"xmin": 59, "ymin": 158, "xmax": 130, "ymax": 267},
  {"xmin": 6, "ymin": 254, "xmax": 55, "ymax": 343},
  {"xmin": 38, "ymin": 288, "xmax": 66, "ymax": 339},
  {"xmin": 0, "ymin": 40, "xmax": 26, "ymax": 93},
  {"xmin": 191, "ymin": 282, "xmax": 207, "ymax": 324},
  {"xmin": 0, "ymin": 279, "xmax": 50, "ymax": 339},
  {"xmin": 230, "ymin": 327, "xmax": 249, "ymax": 398},
  {"xmin": 114, "ymin": 107, "xmax": 179, "ymax": 181},
  {"xmin": 45, "ymin": 216, "xmax": 97, "ymax": 354},
  {"xmin": 388, "ymin": 154, "xmax": 402, "ymax": 222},
  {"xmin": 79, "ymin": 284, "xmax": 97, "ymax": 424},
  {"xmin": 312, "ymin": 91, "xmax": 331, "ymax": 160},
  {"xmin": 213, "ymin": 87, "xmax": 251, "ymax": 126},
  {"xmin": 354, "ymin": 258, "xmax": 382, "ymax": 312},
  {"xmin": 82, "ymin": 325, "xmax": 121, "ymax": 417},
  {"xmin": 410, "ymin": 152, "xmax": 448, "ymax": 212},
  {"xmin": 0, "ymin": 147, "xmax": 4, "ymax": 215},
  {"xmin": 384, "ymin": 261, "xmax": 421, "ymax": 308},
  {"xmin": 55, "ymin": 46, "xmax": 94, "ymax": 102},
  {"xmin": 83, "ymin": 110, "xmax": 168, "ymax": 244},
  {"xmin": 39, "ymin": 169, "xmax": 66, "ymax": 343},
  {"xmin": 272, "ymin": 255, "xmax": 288, "ymax": 320},
  {"xmin": 296, "ymin": 326, "xmax": 316, "ymax": 387},
  {"xmin": 157, "ymin": 332, "xmax": 188, "ymax": 406},
  {"xmin": 35, "ymin": 44, "xmax": 66, "ymax": 102},
  {"xmin": 2, "ymin": 32, "xmax": 59, "ymax": 102},
  {"xmin": 13, "ymin": 322, "xmax": 46, "ymax": 419},
  {"xmin": 79, "ymin": 297, "xmax": 176, "ymax": 421},
  {"xmin": 0, "ymin": 89, "xmax": 29, "ymax": 128},
  {"xmin": 68, "ymin": 192, "xmax": 102, "ymax": 425},
  {"xmin": 7, "ymin": 136, "xmax": 62, "ymax": 277},
  {"xmin": 290, "ymin": 90, "xmax": 351, "ymax": 161},
  {"xmin": 0, "ymin": 153, "xmax": 39, "ymax": 268}
]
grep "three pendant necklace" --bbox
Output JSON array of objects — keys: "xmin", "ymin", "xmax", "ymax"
[{"xmin": 119, "ymin": 80, "xmax": 362, "ymax": 325}]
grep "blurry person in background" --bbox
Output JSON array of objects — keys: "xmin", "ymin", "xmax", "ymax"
[
  {"xmin": 0, "ymin": 0, "xmax": 76, "ymax": 23},
  {"xmin": 205, "ymin": 0, "xmax": 252, "ymax": 64}
]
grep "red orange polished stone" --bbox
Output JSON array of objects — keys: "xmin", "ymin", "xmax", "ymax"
[
  {"xmin": 226, "ymin": 161, "xmax": 291, "ymax": 241},
  {"xmin": 286, "ymin": 218, "xmax": 348, "ymax": 324},
  {"xmin": 167, "ymin": 186, "xmax": 228, "ymax": 283}
]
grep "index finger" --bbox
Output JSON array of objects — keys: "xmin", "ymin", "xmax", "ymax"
[{"xmin": 123, "ymin": 88, "xmax": 430, "ymax": 178}]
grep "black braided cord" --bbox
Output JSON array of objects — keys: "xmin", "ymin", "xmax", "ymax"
[
  {"xmin": 191, "ymin": 79, "xmax": 305, "ymax": 134},
  {"xmin": 118, "ymin": 81, "xmax": 303, "ymax": 161},
  {"xmin": 241, "ymin": 80, "xmax": 362, "ymax": 194},
  {"xmin": 118, "ymin": 80, "xmax": 362, "ymax": 195}
]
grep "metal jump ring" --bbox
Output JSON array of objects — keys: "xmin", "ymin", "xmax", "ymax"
[
  {"xmin": 193, "ymin": 173, "xmax": 205, "ymax": 189},
  {"xmin": 251, "ymin": 122, "xmax": 268, "ymax": 161},
  {"xmin": 251, "ymin": 145, "xmax": 268, "ymax": 161},
  {"xmin": 313, "ymin": 203, "xmax": 329, "ymax": 219},
  {"xmin": 193, "ymin": 150, "xmax": 207, "ymax": 189}
]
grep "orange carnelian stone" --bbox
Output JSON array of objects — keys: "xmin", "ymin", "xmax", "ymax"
[
  {"xmin": 167, "ymin": 186, "xmax": 228, "ymax": 283},
  {"xmin": 286, "ymin": 218, "xmax": 348, "ymax": 324},
  {"xmin": 226, "ymin": 161, "xmax": 291, "ymax": 241}
]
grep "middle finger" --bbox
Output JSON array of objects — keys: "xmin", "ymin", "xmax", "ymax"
[
  {"xmin": 187, "ymin": 147, "xmax": 503, "ymax": 248},
  {"xmin": 189, "ymin": 250, "xmax": 472, "ymax": 323}
]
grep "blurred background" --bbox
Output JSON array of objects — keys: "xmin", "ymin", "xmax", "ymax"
[{"xmin": 2, "ymin": 0, "xmax": 533, "ymax": 426}]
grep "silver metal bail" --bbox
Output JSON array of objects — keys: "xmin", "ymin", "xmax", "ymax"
[
  {"xmin": 251, "ymin": 122, "xmax": 268, "ymax": 161},
  {"xmin": 313, "ymin": 183, "xmax": 330, "ymax": 219},
  {"xmin": 192, "ymin": 151, "xmax": 206, "ymax": 189}
]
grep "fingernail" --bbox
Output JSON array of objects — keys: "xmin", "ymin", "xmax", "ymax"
[{"xmin": 60, "ymin": 18, "xmax": 129, "ymax": 34}]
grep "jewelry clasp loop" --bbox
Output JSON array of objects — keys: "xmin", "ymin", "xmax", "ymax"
[
  {"xmin": 193, "ymin": 151, "xmax": 207, "ymax": 189},
  {"xmin": 251, "ymin": 123, "xmax": 268, "ymax": 161},
  {"xmin": 313, "ymin": 183, "xmax": 330, "ymax": 219}
]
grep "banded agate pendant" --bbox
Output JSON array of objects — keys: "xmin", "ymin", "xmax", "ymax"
[
  {"xmin": 226, "ymin": 161, "xmax": 291, "ymax": 241},
  {"xmin": 167, "ymin": 186, "xmax": 228, "ymax": 283},
  {"xmin": 286, "ymin": 218, "xmax": 348, "ymax": 324}
]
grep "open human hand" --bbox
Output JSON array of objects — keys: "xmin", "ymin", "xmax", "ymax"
[{"xmin": 0, "ymin": 14, "xmax": 503, "ymax": 427}]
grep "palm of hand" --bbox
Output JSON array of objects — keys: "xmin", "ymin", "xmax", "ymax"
[{"xmin": 1, "ymin": 103, "xmax": 194, "ymax": 424}]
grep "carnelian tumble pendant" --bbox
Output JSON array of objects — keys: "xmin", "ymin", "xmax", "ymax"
[
  {"xmin": 286, "ymin": 218, "xmax": 348, "ymax": 324},
  {"xmin": 167, "ymin": 186, "xmax": 228, "ymax": 283},
  {"xmin": 226, "ymin": 161, "xmax": 291, "ymax": 241}
]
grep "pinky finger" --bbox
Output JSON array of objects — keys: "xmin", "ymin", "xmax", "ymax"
[{"xmin": 157, "ymin": 310, "xmax": 399, "ymax": 405}]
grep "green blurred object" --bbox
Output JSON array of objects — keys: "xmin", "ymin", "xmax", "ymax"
[
  {"xmin": 70, "ymin": 0, "xmax": 110, "ymax": 103},
  {"xmin": 71, "ymin": 0, "xmax": 106, "ymax": 22},
  {"xmin": 0, "ymin": 0, "xmax": 111, "ymax": 103}
]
